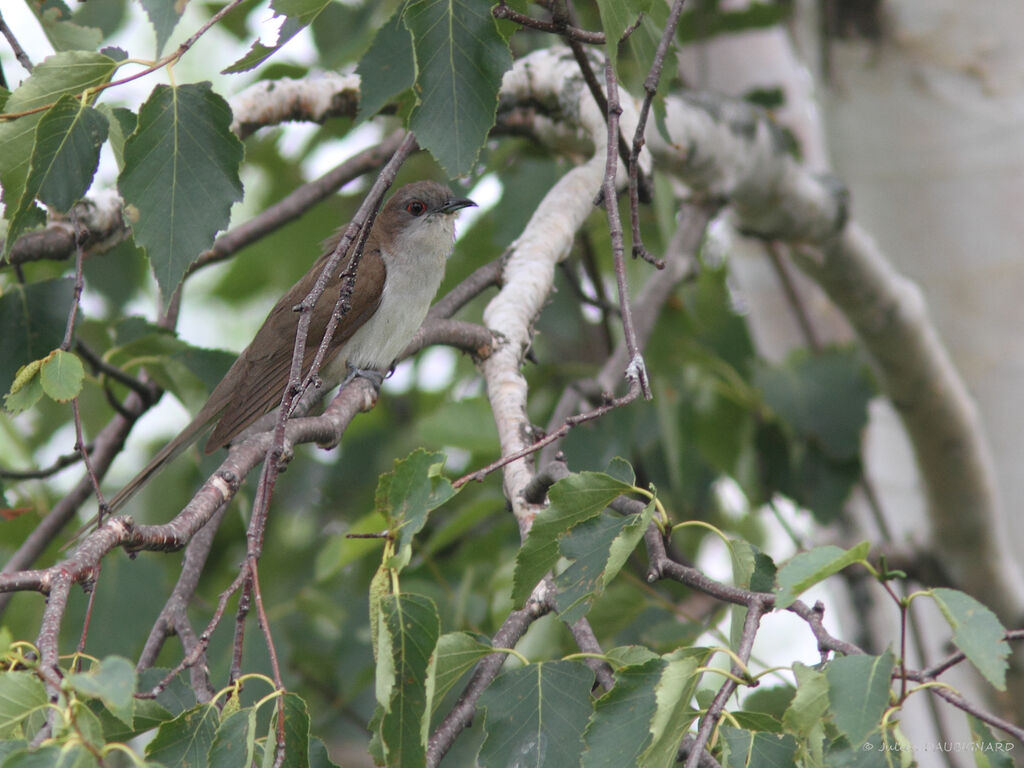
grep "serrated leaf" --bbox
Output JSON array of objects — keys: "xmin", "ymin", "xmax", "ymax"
[
  {"xmin": 261, "ymin": 693, "xmax": 310, "ymax": 768},
  {"xmin": 0, "ymin": 744, "xmax": 89, "ymax": 768},
  {"xmin": 145, "ymin": 702, "xmax": 220, "ymax": 766},
  {"xmin": 375, "ymin": 449, "xmax": 455, "ymax": 571},
  {"xmin": 966, "ymin": 715, "xmax": 1015, "ymax": 768},
  {"xmin": 637, "ymin": 650, "xmax": 703, "ymax": 767},
  {"xmin": 931, "ymin": 588, "xmax": 1009, "ymax": 690},
  {"xmin": 594, "ymin": 0, "xmax": 650, "ymax": 68},
  {"xmin": 582, "ymin": 658, "xmax": 663, "ymax": 767},
  {"xmin": 209, "ymin": 708, "xmax": 258, "ymax": 768},
  {"xmin": 96, "ymin": 105, "xmax": 137, "ymax": 171},
  {"xmin": 0, "ymin": 277, "xmax": 75, "ymax": 394},
  {"xmin": 31, "ymin": 94, "xmax": 108, "ymax": 212},
  {"xmin": 825, "ymin": 650, "xmax": 894, "ymax": 747},
  {"xmin": 377, "ymin": 593, "xmax": 440, "ymax": 767},
  {"xmin": 719, "ymin": 725, "xmax": 798, "ymax": 768},
  {"xmin": 604, "ymin": 457, "xmax": 636, "ymax": 486},
  {"xmin": 118, "ymin": 82, "xmax": 244, "ymax": 304},
  {"xmin": 774, "ymin": 542, "xmax": 870, "ymax": 609},
  {"xmin": 0, "ymin": 671, "xmax": 49, "ymax": 734},
  {"xmin": 555, "ymin": 501, "xmax": 653, "ymax": 625},
  {"xmin": 356, "ymin": 6, "xmax": 415, "ymax": 123},
  {"xmin": 754, "ymin": 347, "xmax": 874, "ymax": 461},
  {"xmin": 477, "ymin": 661, "xmax": 594, "ymax": 768},
  {"xmin": 139, "ymin": 0, "xmax": 184, "ymax": 56},
  {"xmin": 432, "ymin": 632, "xmax": 493, "ymax": 714},
  {"xmin": 781, "ymin": 662, "xmax": 829, "ymax": 738},
  {"xmin": 35, "ymin": 5, "xmax": 103, "ymax": 52},
  {"xmin": 223, "ymin": 0, "xmax": 331, "ymax": 74},
  {"xmin": 0, "ymin": 52, "xmax": 116, "ymax": 238},
  {"xmin": 513, "ymin": 471, "xmax": 634, "ymax": 603},
  {"xmin": 3, "ymin": 374, "xmax": 44, "ymax": 413},
  {"xmin": 39, "ymin": 349, "xmax": 84, "ymax": 402},
  {"xmin": 406, "ymin": 0, "xmax": 513, "ymax": 176},
  {"xmin": 64, "ymin": 656, "xmax": 136, "ymax": 728}
]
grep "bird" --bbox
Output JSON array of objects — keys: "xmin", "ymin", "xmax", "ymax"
[{"xmin": 104, "ymin": 180, "xmax": 475, "ymax": 514}]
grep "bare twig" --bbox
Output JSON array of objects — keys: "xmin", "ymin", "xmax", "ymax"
[
  {"xmin": 686, "ymin": 599, "xmax": 768, "ymax": 768},
  {"xmin": 188, "ymin": 130, "xmax": 410, "ymax": 275},
  {"xmin": 601, "ymin": 59, "xmax": 651, "ymax": 399},
  {"xmin": 0, "ymin": 10, "xmax": 33, "ymax": 72},
  {"xmin": 426, "ymin": 582, "xmax": 555, "ymax": 767},
  {"xmin": 1, "ymin": 0, "xmax": 248, "ymax": 122},
  {"xmin": 628, "ymin": 0, "xmax": 688, "ymax": 264},
  {"xmin": 492, "ymin": 1, "xmax": 606, "ymax": 44}
]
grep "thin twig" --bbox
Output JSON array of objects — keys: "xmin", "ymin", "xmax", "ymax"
[
  {"xmin": 453, "ymin": 387, "xmax": 641, "ymax": 489},
  {"xmin": 0, "ymin": 10, "xmax": 33, "ymax": 73},
  {"xmin": 628, "ymin": 0, "xmax": 688, "ymax": 264},
  {"xmin": 601, "ymin": 58, "xmax": 651, "ymax": 399},
  {"xmin": 0, "ymin": 446, "xmax": 90, "ymax": 480},
  {"xmin": 426, "ymin": 583, "xmax": 554, "ymax": 767},
  {"xmin": 188, "ymin": 130, "xmax": 409, "ymax": 275},
  {"xmin": 492, "ymin": 1, "xmax": 606, "ymax": 44},
  {"xmin": 0, "ymin": 0, "xmax": 247, "ymax": 121}
]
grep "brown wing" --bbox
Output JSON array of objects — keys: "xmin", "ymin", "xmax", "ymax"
[{"xmin": 203, "ymin": 246, "xmax": 387, "ymax": 452}]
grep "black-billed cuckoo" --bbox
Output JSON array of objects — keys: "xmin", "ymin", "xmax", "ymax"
[{"xmin": 106, "ymin": 180, "xmax": 475, "ymax": 512}]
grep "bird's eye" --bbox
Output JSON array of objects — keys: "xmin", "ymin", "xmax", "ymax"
[{"xmin": 406, "ymin": 200, "xmax": 427, "ymax": 216}]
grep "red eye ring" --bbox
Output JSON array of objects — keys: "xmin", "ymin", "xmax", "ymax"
[{"xmin": 406, "ymin": 200, "xmax": 427, "ymax": 216}]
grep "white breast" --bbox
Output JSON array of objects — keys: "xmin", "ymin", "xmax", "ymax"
[{"xmin": 330, "ymin": 212, "xmax": 455, "ymax": 373}]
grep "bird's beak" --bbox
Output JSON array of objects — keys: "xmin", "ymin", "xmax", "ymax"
[{"xmin": 440, "ymin": 196, "xmax": 477, "ymax": 214}]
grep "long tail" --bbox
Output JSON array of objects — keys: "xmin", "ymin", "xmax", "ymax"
[
  {"xmin": 65, "ymin": 413, "xmax": 214, "ymax": 546},
  {"xmin": 105, "ymin": 413, "xmax": 212, "ymax": 514}
]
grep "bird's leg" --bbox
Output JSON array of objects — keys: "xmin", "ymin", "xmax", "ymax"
[{"xmin": 342, "ymin": 364, "xmax": 386, "ymax": 391}]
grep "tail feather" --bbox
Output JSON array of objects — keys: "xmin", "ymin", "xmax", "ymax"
[{"xmin": 105, "ymin": 414, "xmax": 211, "ymax": 513}]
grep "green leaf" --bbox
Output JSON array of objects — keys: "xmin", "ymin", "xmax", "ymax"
[
  {"xmin": 118, "ymin": 82, "xmax": 244, "ymax": 303},
  {"xmin": 555, "ymin": 501, "xmax": 654, "ymax": 625},
  {"xmin": 781, "ymin": 662, "xmax": 829, "ymax": 738},
  {"xmin": 375, "ymin": 449, "xmax": 455, "ymax": 571},
  {"xmin": 595, "ymin": 0, "xmax": 650, "ymax": 68},
  {"xmin": 0, "ymin": 744, "xmax": 92, "ymax": 768},
  {"xmin": 719, "ymin": 726, "xmax": 798, "ymax": 768},
  {"xmin": 139, "ymin": 0, "xmax": 184, "ymax": 56},
  {"xmin": 376, "ymin": 593, "xmax": 440, "ymax": 767},
  {"xmin": 513, "ymin": 471, "xmax": 635, "ymax": 603},
  {"xmin": 0, "ymin": 52, "xmax": 117, "ymax": 240},
  {"xmin": 966, "ymin": 715, "xmax": 1015, "ymax": 768},
  {"xmin": 0, "ymin": 277, "xmax": 75, "ymax": 394},
  {"xmin": 315, "ymin": 510, "xmax": 388, "ymax": 580},
  {"xmin": 637, "ymin": 649, "xmax": 704, "ymax": 767},
  {"xmin": 406, "ymin": 0, "xmax": 513, "ymax": 176},
  {"xmin": 223, "ymin": 0, "xmax": 332, "ymax": 74},
  {"xmin": 145, "ymin": 702, "xmax": 220, "ymax": 766},
  {"xmin": 356, "ymin": 6, "xmax": 416, "ymax": 123},
  {"xmin": 582, "ymin": 658, "xmax": 663, "ymax": 767},
  {"xmin": 825, "ymin": 650, "xmax": 894, "ymax": 747},
  {"xmin": 754, "ymin": 347, "xmax": 874, "ymax": 461},
  {"xmin": 931, "ymin": 588, "xmax": 1009, "ymax": 690},
  {"xmin": 0, "ymin": 671, "xmax": 49, "ymax": 735},
  {"xmin": 261, "ymin": 693, "xmax": 311, "ymax": 768},
  {"xmin": 39, "ymin": 349, "xmax": 84, "ymax": 403},
  {"xmin": 33, "ymin": 4, "xmax": 103, "ymax": 52},
  {"xmin": 30, "ymin": 94, "xmax": 108, "ymax": 212},
  {"xmin": 96, "ymin": 105, "xmax": 137, "ymax": 171},
  {"xmin": 774, "ymin": 542, "xmax": 870, "ymax": 609},
  {"xmin": 209, "ymin": 707, "xmax": 258, "ymax": 768},
  {"xmin": 432, "ymin": 632, "xmax": 493, "ymax": 714},
  {"xmin": 64, "ymin": 656, "xmax": 136, "ymax": 729},
  {"xmin": 477, "ymin": 661, "xmax": 594, "ymax": 768},
  {"xmin": 678, "ymin": 2, "xmax": 789, "ymax": 44},
  {"xmin": 4, "ymin": 359, "xmax": 44, "ymax": 414}
]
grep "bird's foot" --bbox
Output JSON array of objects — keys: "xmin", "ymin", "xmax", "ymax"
[{"xmin": 342, "ymin": 365, "xmax": 386, "ymax": 392}]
